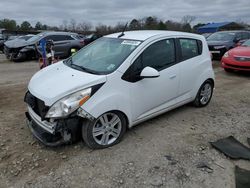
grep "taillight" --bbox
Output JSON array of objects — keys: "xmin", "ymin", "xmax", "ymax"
[
  {"xmin": 80, "ymin": 40, "xmax": 85, "ymax": 45},
  {"xmin": 210, "ymin": 52, "xmax": 213, "ymax": 60}
]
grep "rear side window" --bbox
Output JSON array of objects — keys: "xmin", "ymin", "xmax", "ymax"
[
  {"xmin": 45, "ymin": 35, "xmax": 74, "ymax": 41},
  {"xmin": 179, "ymin": 38, "xmax": 202, "ymax": 61}
]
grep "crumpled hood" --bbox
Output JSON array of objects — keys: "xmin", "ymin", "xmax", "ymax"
[
  {"xmin": 28, "ymin": 61, "xmax": 107, "ymax": 106},
  {"xmin": 4, "ymin": 39, "xmax": 33, "ymax": 48}
]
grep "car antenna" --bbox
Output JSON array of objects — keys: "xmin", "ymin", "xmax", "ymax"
[{"xmin": 118, "ymin": 23, "xmax": 128, "ymax": 38}]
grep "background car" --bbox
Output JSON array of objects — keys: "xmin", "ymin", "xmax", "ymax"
[
  {"xmin": 4, "ymin": 31, "xmax": 85, "ymax": 62},
  {"xmin": 207, "ymin": 30, "xmax": 250, "ymax": 59},
  {"xmin": 0, "ymin": 34, "xmax": 4, "ymax": 53},
  {"xmin": 82, "ymin": 33, "xmax": 102, "ymax": 46},
  {"xmin": 221, "ymin": 39, "xmax": 250, "ymax": 72},
  {"xmin": 201, "ymin": 33, "xmax": 211, "ymax": 38}
]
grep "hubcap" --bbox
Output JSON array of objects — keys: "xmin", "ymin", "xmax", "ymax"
[
  {"xmin": 200, "ymin": 83, "xmax": 212, "ymax": 105},
  {"xmin": 92, "ymin": 113, "xmax": 122, "ymax": 146}
]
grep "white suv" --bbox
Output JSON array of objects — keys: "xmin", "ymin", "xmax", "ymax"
[{"xmin": 25, "ymin": 30, "xmax": 215, "ymax": 149}]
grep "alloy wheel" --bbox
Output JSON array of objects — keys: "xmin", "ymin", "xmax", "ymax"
[
  {"xmin": 200, "ymin": 83, "xmax": 212, "ymax": 105},
  {"xmin": 92, "ymin": 112, "xmax": 122, "ymax": 146}
]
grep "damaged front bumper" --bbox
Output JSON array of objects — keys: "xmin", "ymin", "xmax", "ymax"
[{"xmin": 25, "ymin": 107, "xmax": 82, "ymax": 147}]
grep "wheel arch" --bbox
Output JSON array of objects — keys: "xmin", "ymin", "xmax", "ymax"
[{"xmin": 192, "ymin": 68, "xmax": 215, "ymax": 99}]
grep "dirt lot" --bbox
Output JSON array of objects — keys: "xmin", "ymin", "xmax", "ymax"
[{"xmin": 0, "ymin": 54, "xmax": 250, "ymax": 188}]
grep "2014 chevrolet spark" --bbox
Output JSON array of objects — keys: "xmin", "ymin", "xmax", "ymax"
[{"xmin": 24, "ymin": 30, "xmax": 215, "ymax": 149}]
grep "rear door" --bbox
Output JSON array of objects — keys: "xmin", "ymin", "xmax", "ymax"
[
  {"xmin": 45, "ymin": 35, "xmax": 73, "ymax": 57},
  {"xmin": 177, "ymin": 38, "xmax": 204, "ymax": 100}
]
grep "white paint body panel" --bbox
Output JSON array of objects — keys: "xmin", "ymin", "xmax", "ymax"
[{"xmin": 28, "ymin": 30, "xmax": 214, "ymax": 128}]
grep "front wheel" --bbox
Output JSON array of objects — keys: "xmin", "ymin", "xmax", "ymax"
[
  {"xmin": 193, "ymin": 80, "xmax": 214, "ymax": 107},
  {"xmin": 82, "ymin": 111, "xmax": 126, "ymax": 149}
]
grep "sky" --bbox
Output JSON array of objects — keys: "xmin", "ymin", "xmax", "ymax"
[{"xmin": 0, "ymin": 0, "xmax": 249, "ymax": 27}]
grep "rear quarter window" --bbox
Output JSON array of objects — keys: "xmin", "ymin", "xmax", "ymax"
[{"xmin": 179, "ymin": 38, "xmax": 203, "ymax": 61}]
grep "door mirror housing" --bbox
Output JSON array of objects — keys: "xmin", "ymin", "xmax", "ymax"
[{"xmin": 140, "ymin": 67, "xmax": 160, "ymax": 78}]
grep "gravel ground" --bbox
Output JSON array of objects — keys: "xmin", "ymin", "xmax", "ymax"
[{"xmin": 0, "ymin": 54, "xmax": 250, "ymax": 188}]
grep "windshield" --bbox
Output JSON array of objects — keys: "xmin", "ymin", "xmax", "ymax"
[
  {"xmin": 65, "ymin": 37, "xmax": 141, "ymax": 74},
  {"xmin": 242, "ymin": 39, "xmax": 250, "ymax": 47},
  {"xmin": 27, "ymin": 34, "xmax": 43, "ymax": 42},
  {"xmin": 207, "ymin": 32, "xmax": 236, "ymax": 41},
  {"xmin": 19, "ymin": 35, "xmax": 34, "ymax": 41}
]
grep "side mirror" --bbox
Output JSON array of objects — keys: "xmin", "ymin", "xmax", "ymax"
[{"xmin": 140, "ymin": 67, "xmax": 160, "ymax": 78}]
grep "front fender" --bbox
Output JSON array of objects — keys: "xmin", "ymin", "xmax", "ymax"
[{"xmin": 81, "ymin": 92, "xmax": 132, "ymax": 126}]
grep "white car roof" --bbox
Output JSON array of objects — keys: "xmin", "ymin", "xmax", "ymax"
[{"xmin": 105, "ymin": 30, "xmax": 203, "ymax": 41}]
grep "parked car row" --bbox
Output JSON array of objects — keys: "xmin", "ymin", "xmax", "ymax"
[
  {"xmin": 201, "ymin": 30, "xmax": 250, "ymax": 72},
  {"xmin": 206, "ymin": 30, "xmax": 250, "ymax": 59},
  {"xmin": 3, "ymin": 32, "xmax": 101, "ymax": 62},
  {"xmin": 221, "ymin": 39, "xmax": 250, "ymax": 72}
]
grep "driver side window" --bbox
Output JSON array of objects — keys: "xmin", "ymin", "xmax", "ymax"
[{"xmin": 122, "ymin": 39, "xmax": 176, "ymax": 82}]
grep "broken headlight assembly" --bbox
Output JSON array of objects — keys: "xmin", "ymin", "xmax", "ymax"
[{"xmin": 45, "ymin": 88, "xmax": 91, "ymax": 119}]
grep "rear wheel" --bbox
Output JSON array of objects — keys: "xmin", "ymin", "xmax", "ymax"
[
  {"xmin": 82, "ymin": 111, "xmax": 126, "ymax": 149},
  {"xmin": 193, "ymin": 80, "xmax": 213, "ymax": 107}
]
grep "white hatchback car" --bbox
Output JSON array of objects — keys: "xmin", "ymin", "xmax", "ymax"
[{"xmin": 25, "ymin": 30, "xmax": 214, "ymax": 149}]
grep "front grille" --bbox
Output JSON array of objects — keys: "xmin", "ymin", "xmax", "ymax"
[
  {"xmin": 234, "ymin": 56, "xmax": 250, "ymax": 62},
  {"xmin": 4, "ymin": 46, "xmax": 21, "ymax": 56},
  {"xmin": 24, "ymin": 91, "xmax": 49, "ymax": 120},
  {"xmin": 4, "ymin": 45, "xmax": 10, "ymax": 55}
]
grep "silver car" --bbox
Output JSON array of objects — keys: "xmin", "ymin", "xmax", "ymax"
[{"xmin": 4, "ymin": 31, "xmax": 85, "ymax": 62}]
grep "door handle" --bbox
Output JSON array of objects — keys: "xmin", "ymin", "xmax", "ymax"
[{"xmin": 169, "ymin": 75, "xmax": 177, "ymax": 79}]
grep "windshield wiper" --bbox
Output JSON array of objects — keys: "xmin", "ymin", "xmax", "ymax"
[
  {"xmin": 71, "ymin": 63, "xmax": 100, "ymax": 74},
  {"xmin": 64, "ymin": 57, "xmax": 101, "ymax": 75}
]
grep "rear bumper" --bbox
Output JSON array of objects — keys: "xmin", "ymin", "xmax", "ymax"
[{"xmin": 209, "ymin": 48, "xmax": 227, "ymax": 60}]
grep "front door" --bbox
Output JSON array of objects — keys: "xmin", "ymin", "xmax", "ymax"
[{"xmin": 123, "ymin": 38, "xmax": 180, "ymax": 122}]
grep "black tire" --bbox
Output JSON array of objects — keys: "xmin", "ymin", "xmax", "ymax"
[
  {"xmin": 82, "ymin": 111, "xmax": 127, "ymax": 149},
  {"xmin": 224, "ymin": 68, "xmax": 233, "ymax": 73},
  {"xmin": 12, "ymin": 52, "xmax": 26, "ymax": 62},
  {"xmin": 193, "ymin": 80, "xmax": 214, "ymax": 107}
]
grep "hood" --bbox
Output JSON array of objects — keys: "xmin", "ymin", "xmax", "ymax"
[
  {"xmin": 4, "ymin": 39, "xmax": 34, "ymax": 48},
  {"xmin": 229, "ymin": 46, "xmax": 250, "ymax": 57},
  {"xmin": 28, "ymin": 61, "xmax": 107, "ymax": 106},
  {"xmin": 207, "ymin": 40, "xmax": 231, "ymax": 46}
]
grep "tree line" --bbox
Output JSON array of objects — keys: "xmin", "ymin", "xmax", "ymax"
[{"xmin": 0, "ymin": 16, "xmax": 248, "ymax": 35}]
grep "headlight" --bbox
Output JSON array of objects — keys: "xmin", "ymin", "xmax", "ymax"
[
  {"xmin": 223, "ymin": 52, "xmax": 229, "ymax": 58},
  {"xmin": 214, "ymin": 45, "xmax": 225, "ymax": 49},
  {"xmin": 45, "ymin": 88, "xmax": 91, "ymax": 118}
]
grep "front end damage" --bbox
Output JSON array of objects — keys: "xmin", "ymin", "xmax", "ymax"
[{"xmin": 24, "ymin": 91, "xmax": 94, "ymax": 147}]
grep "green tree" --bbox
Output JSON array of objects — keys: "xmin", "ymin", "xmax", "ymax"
[
  {"xmin": 145, "ymin": 16, "xmax": 158, "ymax": 30},
  {"xmin": 20, "ymin": 21, "xmax": 32, "ymax": 31},
  {"xmin": 157, "ymin": 21, "xmax": 166, "ymax": 30},
  {"xmin": 129, "ymin": 19, "xmax": 141, "ymax": 30},
  {"xmin": 0, "ymin": 19, "xmax": 17, "ymax": 30},
  {"xmin": 35, "ymin": 21, "xmax": 43, "ymax": 30}
]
